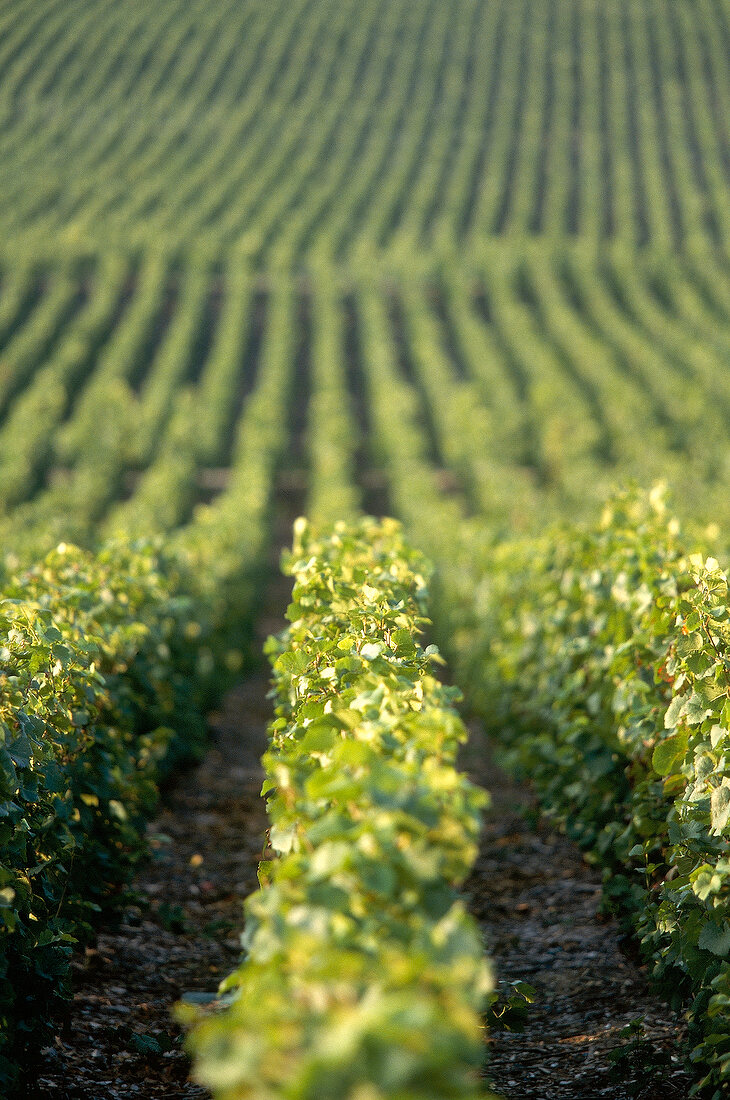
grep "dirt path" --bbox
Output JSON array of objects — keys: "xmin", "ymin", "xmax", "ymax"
[
  {"xmin": 462, "ymin": 732, "xmax": 691, "ymax": 1100},
  {"xmin": 26, "ymin": 666, "xmax": 271, "ymax": 1100}
]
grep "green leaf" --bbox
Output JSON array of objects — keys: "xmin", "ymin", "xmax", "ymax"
[
  {"xmin": 664, "ymin": 694, "xmax": 686, "ymax": 730},
  {"xmin": 652, "ymin": 732, "xmax": 688, "ymax": 777},
  {"xmin": 677, "ymin": 632, "xmax": 704, "ymax": 657},
  {"xmin": 698, "ymin": 922, "xmax": 730, "ymax": 957},
  {"xmin": 710, "ymin": 782, "xmax": 730, "ymax": 835},
  {"xmin": 300, "ymin": 723, "xmax": 338, "ymax": 753},
  {"xmin": 269, "ymin": 823, "xmax": 297, "ymax": 854},
  {"xmin": 130, "ymin": 1033, "xmax": 163, "ymax": 1055},
  {"xmin": 710, "ymin": 725, "xmax": 726, "ymax": 750},
  {"xmin": 109, "ymin": 799, "xmax": 127, "ymax": 822},
  {"xmin": 511, "ymin": 980, "xmax": 538, "ymax": 1003}
]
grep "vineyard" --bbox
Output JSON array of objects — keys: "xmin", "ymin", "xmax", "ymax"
[{"xmin": 2, "ymin": 0, "xmax": 730, "ymax": 1096}]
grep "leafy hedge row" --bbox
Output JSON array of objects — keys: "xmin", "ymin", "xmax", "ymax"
[
  {"xmin": 0, "ymin": 272, "xmax": 296, "ymax": 1091},
  {"xmin": 185, "ymin": 516, "xmax": 495, "ymax": 1100},
  {"xmin": 444, "ymin": 489, "xmax": 730, "ymax": 1097},
  {"xmin": 0, "ymin": 537, "xmax": 224, "ymax": 1091}
]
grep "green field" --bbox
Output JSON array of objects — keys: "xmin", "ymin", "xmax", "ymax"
[
  {"xmin": 3, "ymin": 1, "xmax": 730, "ymax": 1095},
  {"xmin": 1, "ymin": 0, "xmax": 730, "ymax": 551}
]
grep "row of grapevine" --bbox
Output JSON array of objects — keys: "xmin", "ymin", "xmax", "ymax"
[
  {"xmin": 0, "ymin": 539, "xmax": 210, "ymax": 1090},
  {"xmin": 0, "ymin": 260, "xmax": 45, "ymax": 362},
  {"xmin": 433, "ymin": 491, "xmax": 730, "ymax": 1096},
  {"xmin": 305, "ymin": 281, "xmax": 361, "ymax": 524},
  {"xmin": 0, "ymin": 272, "xmax": 84, "ymax": 417},
  {"xmin": 168, "ymin": 278, "xmax": 296, "ymax": 659},
  {"xmin": 184, "ymin": 517, "xmax": 493, "ymax": 1099},
  {"xmin": 0, "ymin": 254, "xmax": 131, "ymax": 511}
]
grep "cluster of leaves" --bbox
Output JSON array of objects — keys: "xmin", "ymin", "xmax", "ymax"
[
  {"xmin": 185, "ymin": 516, "xmax": 495, "ymax": 1100},
  {"xmin": 444, "ymin": 487, "xmax": 730, "ymax": 1097},
  {"xmin": 0, "ymin": 538, "xmax": 210, "ymax": 1091}
]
